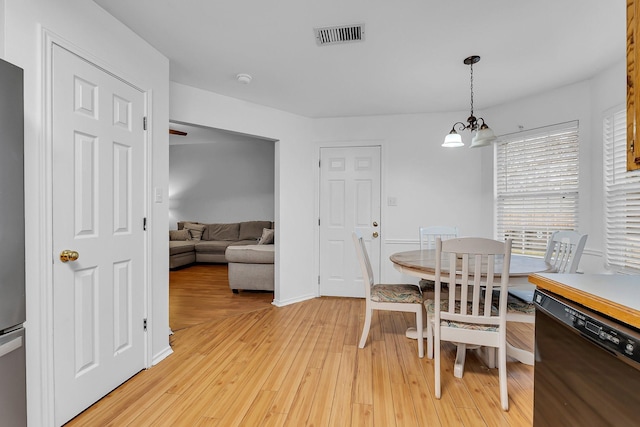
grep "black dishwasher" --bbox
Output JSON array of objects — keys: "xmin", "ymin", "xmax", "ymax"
[{"xmin": 533, "ymin": 289, "xmax": 640, "ymax": 427}]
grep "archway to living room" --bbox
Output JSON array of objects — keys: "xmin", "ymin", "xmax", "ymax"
[{"xmin": 167, "ymin": 121, "xmax": 277, "ymax": 332}]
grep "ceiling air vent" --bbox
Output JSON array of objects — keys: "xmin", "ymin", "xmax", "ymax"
[{"xmin": 314, "ymin": 23, "xmax": 365, "ymax": 46}]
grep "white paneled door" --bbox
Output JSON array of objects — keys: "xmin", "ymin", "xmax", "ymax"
[
  {"xmin": 52, "ymin": 45, "xmax": 146, "ymax": 426},
  {"xmin": 319, "ymin": 146, "xmax": 381, "ymax": 297}
]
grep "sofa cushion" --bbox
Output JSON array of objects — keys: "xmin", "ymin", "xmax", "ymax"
[
  {"xmin": 169, "ymin": 241, "xmax": 196, "ymax": 255},
  {"xmin": 225, "ymin": 244, "xmax": 275, "ymax": 264},
  {"xmin": 169, "ymin": 229, "xmax": 191, "ymax": 241},
  {"xmin": 239, "ymin": 221, "xmax": 273, "ymax": 240},
  {"xmin": 184, "ymin": 222, "xmax": 206, "ymax": 241},
  {"xmin": 207, "ymin": 223, "xmax": 240, "ymax": 241},
  {"xmin": 257, "ymin": 228, "xmax": 274, "ymax": 245},
  {"xmin": 229, "ymin": 240, "xmax": 261, "ymax": 247},
  {"xmin": 194, "ymin": 240, "xmax": 234, "ymax": 255}
]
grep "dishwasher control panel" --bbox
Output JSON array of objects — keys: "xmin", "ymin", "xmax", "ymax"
[{"xmin": 534, "ymin": 289, "xmax": 640, "ymax": 365}]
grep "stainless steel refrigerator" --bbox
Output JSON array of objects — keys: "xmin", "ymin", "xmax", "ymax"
[{"xmin": 0, "ymin": 58, "xmax": 27, "ymax": 427}]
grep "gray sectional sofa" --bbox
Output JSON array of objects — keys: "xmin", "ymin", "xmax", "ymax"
[
  {"xmin": 225, "ymin": 244, "xmax": 274, "ymax": 293},
  {"xmin": 169, "ymin": 220, "xmax": 274, "ymax": 293}
]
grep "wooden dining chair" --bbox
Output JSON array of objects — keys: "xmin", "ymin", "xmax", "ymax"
[
  {"xmin": 352, "ymin": 231, "xmax": 425, "ymax": 358},
  {"xmin": 418, "ymin": 225, "xmax": 458, "ymax": 291},
  {"xmin": 429, "ymin": 237, "xmax": 512, "ymax": 411},
  {"xmin": 419, "ymin": 225, "xmax": 459, "ymax": 251},
  {"xmin": 507, "ymin": 231, "xmax": 587, "ymax": 302}
]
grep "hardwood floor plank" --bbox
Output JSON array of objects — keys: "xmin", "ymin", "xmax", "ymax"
[
  {"xmin": 353, "ymin": 344, "xmax": 373, "ymax": 405},
  {"xmin": 261, "ymin": 411, "xmax": 288, "ymax": 427},
  {"xmin": 380, "ymin": 312, "xmax": 409, "ymax": 386},
  {"xmin": 371, "ymin": 339, "xmax": 397, "ymax": 427},
  {"xmin": 463, "ymin": 364, "xmax": 511, "ymax": 427},
  {"xmin": 267, "ymin": 322, "xmax": 323, "ymax": 417},
  {"xmin": 328, "ymin": 345, "xmax": 358, "ymax": 427},
  {"xmin": 238, "ymin": 389, "xmax": 277, "ymax": 426},
  {"xmin": 195, "ymin": 416, "xmax": 223, "ymax": 427},
  {"xmin": 328, "ymin": 298, "xmax": 351, "ymax": 353},
  {"xmin": 305, "ymin": 351, "xmax": 342, "ymax": 426},
  {"xmin": 458, "ymin": 407, "xmax": 489, "ymax": 427},
  {"xmin": 283, "ymin": 368, "xmax": 322, "ymax": 427},
  {"xmin": 65, "ymin": 264, "xmax": 535, "ymax": 427},
  {"xmin": 308, "ymin": 299, "xmax": 342, "ymax": 370},
  {"xmin": 124, "ymin": 392, "xmax": 181, "ymax": 426},
  {"xmin": 351, "ymin": 403, "xmax": 374, "ymax": 427},
  {"xmin": 390, "ymin": 312, "xmax": 423, "ymax": 383},
  {"xmin": 390, "ymin": 381, "xmax": 419, "ymax": 427},
  {"xmin": 407, "ymin": 373, "xmax": 441, "ymax": 427}
]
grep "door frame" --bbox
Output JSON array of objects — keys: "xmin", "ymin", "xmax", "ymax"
[
  {"xmin": 314, "ymin": 140, "xmax": 386, "ymax": 296},
  {"xmin": 38, "ymin": 30, "xmax": 152, "ymax": 425}
]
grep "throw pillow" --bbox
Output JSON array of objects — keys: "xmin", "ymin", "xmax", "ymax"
[
  {"xmin": 184, "ymin": 222, "xmax": 206, "ymax": 241},
  {"xmin": 169, "ymin": 229, "xmax": 191, "ymax": 241},
  {"xmin": 257, "ymin": 228, "xmax": 274, "ymax": 245}
]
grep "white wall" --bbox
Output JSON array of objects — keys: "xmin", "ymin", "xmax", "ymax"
[
  {"xmin": 3, "ymin": 1, "xmax": 170, "ymax": 425},
  {"xmin": 169, "ymin": 128, "xmax": 275, "ymax": 226},
  {"xmin": 0, "ymin": 0, "xmax": 4, "ymax": 57},
  {"xmin": 587, "ymin": 59, "xmax": 626, "ymax": 271},
  {"xmin": 170, "ymin": 82, "xmax": 317, "ymax": 307}
]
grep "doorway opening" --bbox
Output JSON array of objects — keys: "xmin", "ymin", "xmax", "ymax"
[{"xmin": 168, "ymin": 121, "xmax": 277, "ymax": 331}]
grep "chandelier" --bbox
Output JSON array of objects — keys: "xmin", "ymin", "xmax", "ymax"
[{"xmin": 442, "ymin": 55, "xmax": 496, "ymax": 148}]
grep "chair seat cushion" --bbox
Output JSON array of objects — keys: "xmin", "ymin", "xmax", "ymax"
[
  {"xmin": 506, "ymin": 294, "xmax": 535, "ymax": 315},
  {"xmin": 425, "ymin": 298, "xmax": 498, "ymax": 331},
  {"xmin": 418, "ymin": 279, "xmax": 449, "ymax": 291},
  {"xmin": 371, "ymin": 284, "xmax": 423, "ymax": 303}
]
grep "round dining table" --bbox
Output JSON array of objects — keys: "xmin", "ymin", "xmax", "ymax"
[
  {"xmin": 390, "ymin": 249, "xmax": 552, "ymax": 284},
  {"xmin": 389, "ymin": 249, "xmax": 553, "ymax": 371}
]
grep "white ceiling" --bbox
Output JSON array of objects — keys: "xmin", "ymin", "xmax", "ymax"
[{"xmin": 93, "ymin": 0, "xmax": 625, "ymax": 119}]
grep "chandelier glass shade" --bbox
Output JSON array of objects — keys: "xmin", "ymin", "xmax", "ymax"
[{"xmin": 443, "ymin": 55, "xmax": 496, "ymax": 148}]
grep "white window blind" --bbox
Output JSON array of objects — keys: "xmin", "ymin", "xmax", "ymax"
[
  {"xmin": 495, "ymin": 121, "xmax": 579, "ymax": 256},
  {"xmin": 603, "ymin": 107, "xmax": 640, "ymax": 273}
]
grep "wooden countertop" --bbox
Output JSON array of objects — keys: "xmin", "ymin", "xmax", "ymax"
[{"xmin": 529, "ymin": 273, "xmax": 640, "ymax": 329}]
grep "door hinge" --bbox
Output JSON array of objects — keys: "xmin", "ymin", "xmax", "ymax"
[
  {"xmin": 318, "ymin": 218, "xmax": 320, "ymax": 226},
  {"xmin": 143, "ymin": 318, "xmax": 148, "ymax": 331},
  {"xmin": 143, "ymin": 217, "xmax": 147, "ymax": 231},
  {"xmin": 319, "ymin": 159, "xmax": 321, "ymax": 168},
  {"xmin": 143, "ymin": 116, "xmax": 147, "ymax": 130},
  {"xmin": 318, "ymin": 275, "xmax": 320, "ymax": 285}
]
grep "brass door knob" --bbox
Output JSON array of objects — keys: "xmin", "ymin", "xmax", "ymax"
[
  {"xmin": 372, "ymin": 232, "xmax": 379, "ymax": 238},
  {"xmin": 60, "ymin": 250, "xmax": 79, "ymax": 263}
]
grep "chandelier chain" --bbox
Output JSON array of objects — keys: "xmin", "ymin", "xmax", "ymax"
[{"xmin": 469, "ymin": 61, "xmax": 474, "ymax": 118}]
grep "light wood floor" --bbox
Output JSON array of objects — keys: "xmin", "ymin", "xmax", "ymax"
[
  {"xmin": 66, "ymin": 264, "xmax": 534, "ymax": 426},
  {"xmin": 169, "ymin": 264, "xmax": 274, "ymax": 331}
]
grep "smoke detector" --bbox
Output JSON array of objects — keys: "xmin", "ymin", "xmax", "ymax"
[
  {"xmin": 236, "ymin": 73, "xmax": 252, "ymax": 84},
  {"xmin": 314, "ymin": 23, "xmax": 365, "ymax": 46}
]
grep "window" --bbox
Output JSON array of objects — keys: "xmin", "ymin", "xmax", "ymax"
[
  {"xmin": 603, "ymin": 107, "xmax": 640, "ymax": 272},
  {"xmin": 495, "ymin": 121, "xmax": 579, "ymax": 256}
]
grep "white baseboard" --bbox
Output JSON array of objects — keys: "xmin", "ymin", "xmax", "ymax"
[
  {"xmin": 152, "ymin": 345, "xmax": 174, "ymax": 366},
  {"xmin": 272, "ymin": 293, "xmax": 316, "ymax": 307}
]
